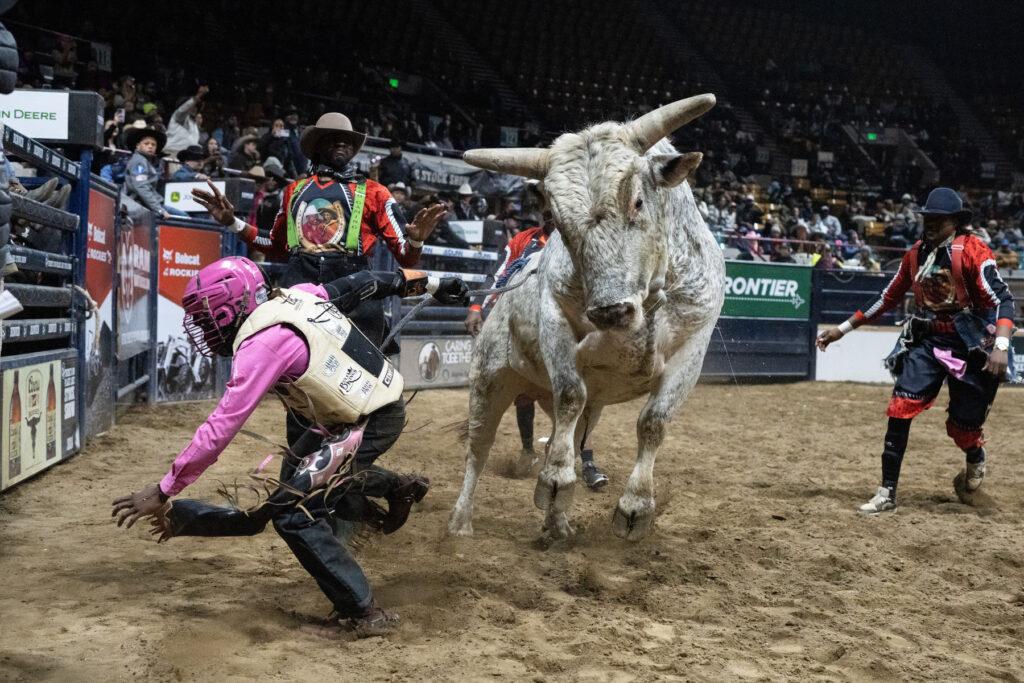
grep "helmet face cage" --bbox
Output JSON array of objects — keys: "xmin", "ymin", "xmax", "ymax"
[
  {"xmin": 180, "ymin": 257, "xmax": 268, "ymax": 358},
  {"xmin": 183, "ymin": 295, "xmax": 230, "ymax": 357}
]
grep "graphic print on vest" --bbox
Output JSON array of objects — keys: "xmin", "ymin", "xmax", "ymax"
[
  {"xmin": 917, "ymin": 261, "xmax": 957, "ymax": 314},
  {"xmin": 299, "ymin": 197, "xmax": 345, "ymax": 246}
]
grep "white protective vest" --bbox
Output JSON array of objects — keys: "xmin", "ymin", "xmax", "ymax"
[{"xmin": 232, "ymin": 287, "xmax": 404, "ymax": 427}]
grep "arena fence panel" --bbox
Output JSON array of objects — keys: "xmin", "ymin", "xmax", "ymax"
[{"xmin": 0, "ymin": 125, "xmax": 84, "ymax": 491}]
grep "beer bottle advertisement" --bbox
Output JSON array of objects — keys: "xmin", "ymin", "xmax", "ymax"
[
  {"xmin": 2, "ymin": 361, "xmax": 63, "ymax": 491},
  {"xmin": 7, "ymin": 369, "xmax": 21, "ymax": 482},
  {"xmin": 46, "ymin": 364, "xmax": 57, "ymax": 461}
]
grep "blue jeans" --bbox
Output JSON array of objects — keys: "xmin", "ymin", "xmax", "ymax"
[{"xmin": 163, "ymin": 205, "xmax": 189, "ymax": 217}]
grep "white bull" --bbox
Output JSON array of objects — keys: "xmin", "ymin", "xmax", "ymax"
[{"xmin": 448, "ymin": 95, "xmax": 726, "ymax": 541}]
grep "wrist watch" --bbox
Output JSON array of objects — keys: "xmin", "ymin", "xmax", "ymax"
[{"xmin": 994, "ymin": 337, "xmax": 1010, "ymax": 352}]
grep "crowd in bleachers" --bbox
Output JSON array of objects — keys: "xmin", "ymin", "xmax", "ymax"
[{"xmin": 7, "ymin": 1, "xmax": 1024, "ymax": 273}]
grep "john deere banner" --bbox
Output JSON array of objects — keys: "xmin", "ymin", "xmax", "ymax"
[{"xmin": 721, "ymin": 261, "xmax": 812, "ymax": 320}]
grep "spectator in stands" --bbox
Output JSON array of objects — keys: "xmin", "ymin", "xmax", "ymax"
[
  {"xmin": 454, "ymin": 184, "xmax": 482, "ymax": 220},
  {"xmin": 283, "ymin": 105, "xmax": 307, "ymax": 173},
  {"xmin": 171, "ymin": 145, "xmax": 208, "ymax": 181},
  {"xmin": 202, "ymin": 137, "xmax": 225, "ymax": 178},
  {"xmin": 377, "ymin": 140, "xmax": 414, "ymax": 189},
  {"xmin": 213, "ymin": 114, "xmax": 241, "ymax": 152},
  {"xmin": 227, "ymin": 134, "xmax": 261, "ymax": 172},
  {"xmin": 995, "ymin": 240, "xmax": 1019, "ymax": 270},
  {"xmin": 389, "ymin": 182, "xmax": 414, "ymax": 216},
  {"xmin": 820, "ymin": 205, "xmax": 842, "ymax": 239},
  {"xmin": 124, "ymin": 124, "xmax": 187, "ymax": 218},
  {"xmin": 772, "ymin": 241, "xmax": 797, "ymax": 263},
  {"xmin": 164, "ymin": 85, "xmax": 209, "ymax": 156},
  {"xmin": 422, "ymin": 193, "xmax": 471, "ymax": 249},
  {"xmin": 434, "ymin": 114, "xmax": 454, "ymax": 149},
  {"xmin": 261, "ymin": 118, "xmax": 299, "ymax": 178},
  {"xmin": 247, "ymin": 156, "xmax": 287, "ymax": 234},
  {"xmin": 854, "ymin": 246, "xmax": 881, "ymax": 272}
]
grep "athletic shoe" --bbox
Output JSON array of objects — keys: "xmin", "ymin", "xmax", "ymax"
[
  {"xmin": 858, "ymin": 486, "xmax": 896, "ymax": 514},
  {"xmin": 382, "ymin": 475, "xmax": 430, "ymax": 534},
  {"xmin": 582, "ymin": 462, "xmax": 609, "ymax": 490},
  {"xmin": 345, "ymin": 604, "xmax": 400, "ymax": 638},
  {"xmin": 965, "ymin": 460, "xmax": 986, "ymax": 492}
]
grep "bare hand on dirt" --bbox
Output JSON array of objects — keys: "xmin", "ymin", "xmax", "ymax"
[{"xmin": 111, "ymin": 483, "xmax": 166, "ymax": 530}]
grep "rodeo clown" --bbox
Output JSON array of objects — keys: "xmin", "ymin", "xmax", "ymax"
[
  {"xmin": 192, "ymin": 113, "xmax": 445, "ymax": 454},
  {"xmin": 112, "ymin": 256, "xmax": 469, "ymax": 635},
  {"xmin": 817, "ymin": 188, "xmax": 1014, "ymax": 514},
  {"xmin": 465, "ymin": 198, "xmax": 610, "ymax": 489}
]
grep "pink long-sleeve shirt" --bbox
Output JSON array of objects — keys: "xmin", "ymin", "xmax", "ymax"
[{"xmin": 158, "ymin": 283, "xmax": 328, "ymax": 497}]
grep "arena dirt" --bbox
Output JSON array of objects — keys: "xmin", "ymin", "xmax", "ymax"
[{"xmin": 1, "ymin": 382, "xmax": 1023, "ymax": 681}]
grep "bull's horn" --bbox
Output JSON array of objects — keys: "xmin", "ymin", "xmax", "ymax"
[
  {"xmin": 629, "ymin": 93, "xmax": 717, "ymax": 153},
  {"xmin": 462, "ymin": 148, "xmax": 550, "ymax": 179}
]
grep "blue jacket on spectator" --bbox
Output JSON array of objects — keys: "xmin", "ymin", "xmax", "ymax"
[
  {"xmin": 100, "ymin": 157, "xmax": 127, "ymax": 185},
  {"xmin": 171, "ymin": 165, "xmax": 201, "ymax": 182}
]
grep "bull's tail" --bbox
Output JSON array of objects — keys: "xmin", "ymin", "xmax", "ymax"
[{"xmin": 443, "ymin": 418, "xmax": 471, "ymax": 445}]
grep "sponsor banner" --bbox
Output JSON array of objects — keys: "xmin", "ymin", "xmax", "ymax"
[
  {"xmin": 0, "ymin": 90, "xmax": 70, "ymax": 140},
  {"xmin": 722, "ymin": 261, "xmax": 812, "ymax": 320},
  {"xmin": 351, "ymin": 145, "xmax": 526, "ymax": 196},
  {"xmin": 156, "ymin": 226, "xmax": 222, "ymax": 402},
  {"xmin": 61, "ymin": 357, "xmax": 80, "ymax": 458},
  {"xmin": 399, "ymin": 336, "xmax": 473, "ymax": 389},
  {"xmin": 116, "ymin": 196, "xmax": 154, "ymax": 360},
  {"xmin": 1, "ymin": 360, "xmax": 63, "ymax": 491},
  {"xmin": 447, "ymin": 220, "xmax": 484, "ymax": 244},
  {"xmin": 85, "ymin": 188, "xmax": 116, "ymax": 437},
  {"xmin": 164, "ymin": 180, "xmax": 227, "ymax": 213}
]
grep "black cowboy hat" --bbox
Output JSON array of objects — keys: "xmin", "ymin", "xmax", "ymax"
[
  {"xmin": 300, "ymin": 112, "xmax": 367, "ymax": 160},
  {"xmin": 124, "ymin": 122, "xmax": 167, "ymax": 154},
  {"xmin": 176, "ymin": 144, "xmax": 205, "ymax": 163},
  {"xmin": 917, "ymin": 187, "xmax": 972, "ymax": 224}
]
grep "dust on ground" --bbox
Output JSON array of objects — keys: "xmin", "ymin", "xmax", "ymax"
[{"xmin": 1, "ymin": 382, "xmax": 1023, "ymax": 681}]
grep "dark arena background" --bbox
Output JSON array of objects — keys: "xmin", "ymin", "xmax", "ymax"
[{"xmin": 1, "ymin": 1, "xmax": 1023, "ymax": 680}]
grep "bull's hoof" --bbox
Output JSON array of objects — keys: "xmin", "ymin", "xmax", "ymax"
[
  {"xmin": 447, "ymin": 505, "xmax": 474, "ymax": 537},
  {"xmin": 540, "ymin": 510, "xmax": 576, "ymax": 543},
  {"xmin": 534, "ymin": 466, "xmax": 576, "ymax": 511},
  {"xmin": 514, "ymin": 448, "xmax": 539, "ymax": 478},
  {"xmin": 611, "ymin": 495, "xmax": 655, "ymax": 541}
]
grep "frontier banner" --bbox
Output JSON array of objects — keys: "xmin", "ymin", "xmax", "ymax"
[{"xmin": 721, "ymin": 261, "xmax": 812, "ymax": 320}]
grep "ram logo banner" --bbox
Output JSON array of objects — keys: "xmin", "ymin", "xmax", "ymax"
[{"xmin": 721, "ymin": 261, "xmax": 812, "ymax": 320}]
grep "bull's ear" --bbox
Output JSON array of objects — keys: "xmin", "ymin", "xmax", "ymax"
[{"xmin": 652, "ymin": 152, "xmax": 703, "ymax": 188}]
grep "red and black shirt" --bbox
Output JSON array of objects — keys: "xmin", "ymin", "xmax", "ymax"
[{"xmin": 856, "ymin": 234, "xmax": 1014, "ymax": 328}]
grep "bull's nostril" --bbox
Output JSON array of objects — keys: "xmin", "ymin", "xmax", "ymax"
[{"xmin": 587, "ymin": 302, "xmax": 637, "ymax": 328}]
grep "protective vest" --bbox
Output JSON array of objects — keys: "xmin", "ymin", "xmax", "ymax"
[{"xmin": 232, "ymin": 287, "xmax": 403, "ymax": 427}]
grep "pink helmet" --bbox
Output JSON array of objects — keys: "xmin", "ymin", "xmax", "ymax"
[{"xmin": 182, "ymin": 256, "xmax": 268, "ymax": 357}]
